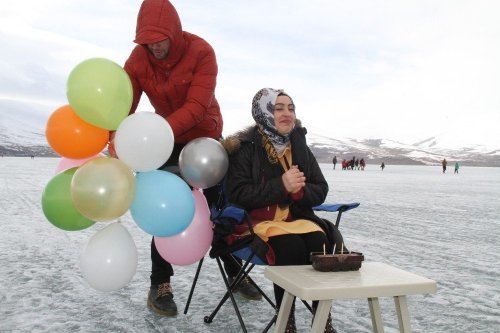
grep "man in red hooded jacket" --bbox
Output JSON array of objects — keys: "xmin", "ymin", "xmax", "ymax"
[{"xmin": 123, "ymin": 0, "xmax": 260, "ymax": 317}]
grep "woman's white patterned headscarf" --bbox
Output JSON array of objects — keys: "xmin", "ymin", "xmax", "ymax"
[{"xmin": 251, "ymin": 87, "xmax": 295, "ymax": 155}]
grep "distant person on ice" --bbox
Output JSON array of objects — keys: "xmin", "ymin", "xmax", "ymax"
[
  {"xmin": 454, "ymin": 162, "xmax": 460, "ymax": 174},
  {"xmin": 332, "ymin": 155, "xmax": 337, "ymax": 169},
  {"xmin": 380, "ymin": 162, "xmax": 385, "ymax": 171},
  {"xmin": 359, "ymin": 158, "xmax": 365, "ymax": 170},
  {"xmin": 442, "ymin": 158, "xmax": 447, "ymax": 173}
]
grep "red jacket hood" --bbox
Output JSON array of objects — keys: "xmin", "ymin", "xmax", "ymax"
[{"xmin": 134, "ymin": 0, "xmax": 185, "ymax": 67}]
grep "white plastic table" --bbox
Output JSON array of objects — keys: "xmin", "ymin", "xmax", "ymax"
[{"xmin": 264, "ymin": 262, "xmax": 437, "ymax": 333}]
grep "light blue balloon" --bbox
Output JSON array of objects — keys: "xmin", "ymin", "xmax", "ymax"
[{"xmin": 130, "ymin": 170, "xmax": 195, "ymax": 236}]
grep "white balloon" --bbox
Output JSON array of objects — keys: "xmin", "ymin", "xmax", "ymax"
[
  {"xmin": 114, "ymin": 112, "xmax": 174, "ymax": 172},
  {"xmin": 179, "ymin": 137, "xmax": 229, "ymax": 189},
  {"xmin": 80, "ymin": 223, "xmax": 138, "ymax": 292}
]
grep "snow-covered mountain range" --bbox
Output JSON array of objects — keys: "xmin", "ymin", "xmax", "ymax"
[
  {"xmin": 1, "ymin": 99, "xmax": 499, "ymax": 166},
  {"xmin": 307, "ymin": 132, "xmax": 500, "ymax": 167}
]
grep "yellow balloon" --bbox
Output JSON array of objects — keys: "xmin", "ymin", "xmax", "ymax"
[{"xmin": 71, "ymin": 157, "xmax": 135, "ymax": 221}]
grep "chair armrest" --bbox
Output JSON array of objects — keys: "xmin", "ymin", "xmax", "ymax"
[
  {"xmin": 313, "ymin": 202, "xmax": 360, "ymax": 228},
  {"xmin": 211, "ymin": 205, "xmax": 246, "ymax": 224},
  {"xmin": 313, "ymin": 202, "xmax": 360, "ymax": 213}
]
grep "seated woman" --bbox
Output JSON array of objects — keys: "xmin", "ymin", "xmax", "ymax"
[{"xmin": 224, "ymin": 87, "xmax": 344, "ymax": 333}]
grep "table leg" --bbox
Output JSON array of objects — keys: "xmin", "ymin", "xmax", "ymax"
[
  {"xmin": 311, "ymin": 300, "xmax": 332, "ymax": 333},
  {"xmin": 394, "ymin": 295, "xmax": 411, "ymax": 333},
  {"xmin": 274, "ymin": 291, "xmax": 294, "ymax": 333},
  {"xmin": 368, "ymin": 297, "xmax": 384, "ymax": 333}
]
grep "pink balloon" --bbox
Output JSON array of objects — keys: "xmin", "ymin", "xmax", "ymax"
[
  {"xmin": 154, "ymin": 189, "xmax": 213, "ymax": 266},
  {"xmin": 55, "ymin": 153, "xmax": 103, "ymax": 174}
]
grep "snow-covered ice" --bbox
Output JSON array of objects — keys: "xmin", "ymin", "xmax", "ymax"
[{"xmin": 1, "ymin": 157, "xmax": 499, "ymax": 332}]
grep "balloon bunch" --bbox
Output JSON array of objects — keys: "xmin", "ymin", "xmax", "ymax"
[{"xmin": 41, "ymin": 58, "xmax": 229, "ymax": 292}]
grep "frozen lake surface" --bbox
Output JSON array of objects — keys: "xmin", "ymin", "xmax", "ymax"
[{"xmin": 1, "ymin": 157, "xmax": 499, "ymax": 332}]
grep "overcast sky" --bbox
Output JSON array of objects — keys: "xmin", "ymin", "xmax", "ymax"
[{"xmin": 1, "ymin": 0, "xmax": 499, "ymax": 148}]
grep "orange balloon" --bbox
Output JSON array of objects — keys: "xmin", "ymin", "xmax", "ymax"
[{"xmin": 46, "ymin": 105, "xmax": 109, "ymax": 158}]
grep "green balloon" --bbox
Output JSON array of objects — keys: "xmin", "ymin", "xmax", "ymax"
[
  {"xmin": 67, "ymin": 58, "xmax": 132, "ymax": 130},
  {"xmin": 41, "ymin": 168, "xmax": 95, "ymax": 231}
]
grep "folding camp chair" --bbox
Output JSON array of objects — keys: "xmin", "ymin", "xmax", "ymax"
[
  {"xmin": 184, "ymin": 199, "xmax": 360, "ymax": 333},
  {"xmin": 184, "ymin": 203, "xmax": 276, "ymax": 332}
]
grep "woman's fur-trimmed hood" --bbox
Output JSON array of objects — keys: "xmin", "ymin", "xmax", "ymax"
[{"xmin": 221, "ymin": 119, "xmax": 304, "ymax": 156}]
